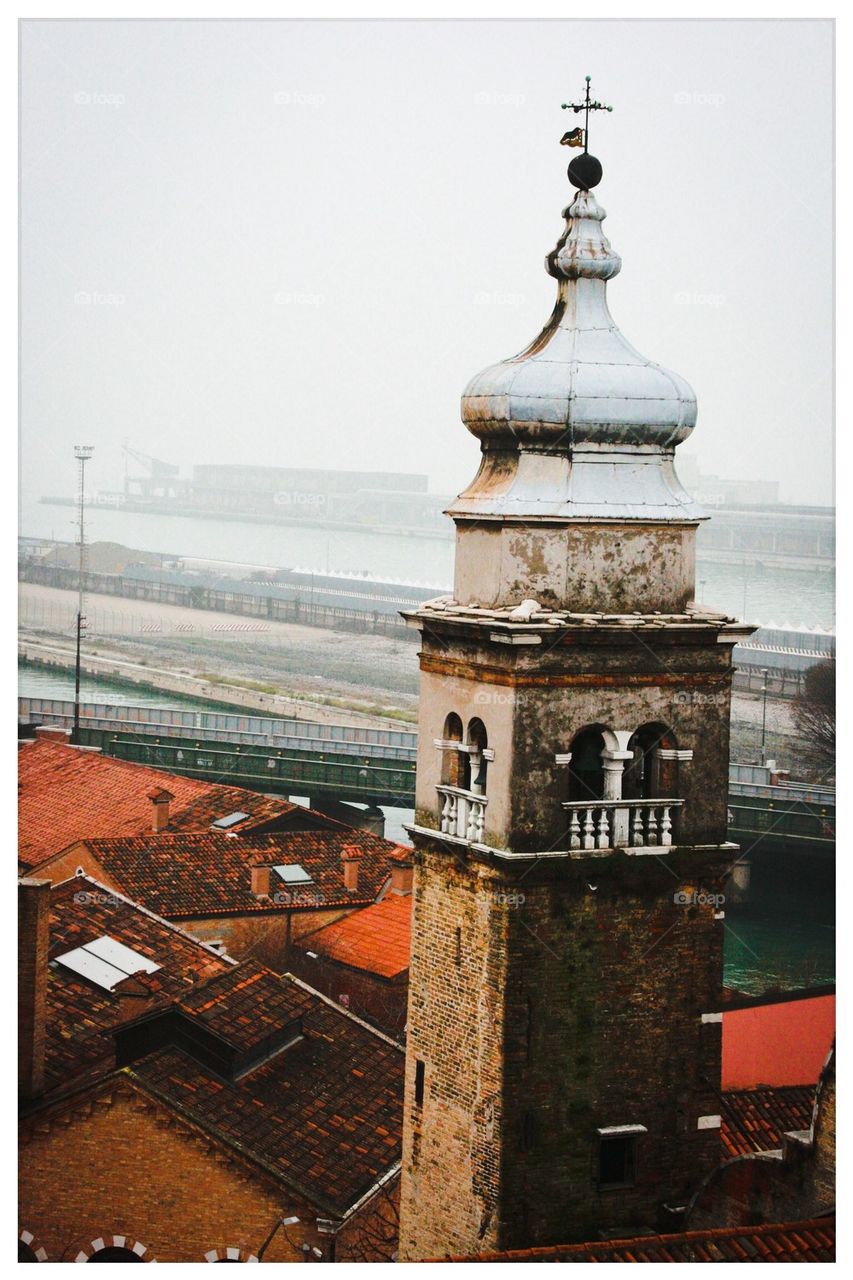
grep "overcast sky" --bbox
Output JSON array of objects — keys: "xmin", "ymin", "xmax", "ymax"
[{"xmin": 21, "ymin": 18, "xmax": 833, "ymax": 510}]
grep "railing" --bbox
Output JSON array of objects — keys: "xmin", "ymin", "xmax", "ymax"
[
  {"xmin": 436, "ymin": 785, "xmax": 487, "ymax": 843},
  {"xmin": 562, "ymin": 799, "xmax": 684, "ymax": 850}
]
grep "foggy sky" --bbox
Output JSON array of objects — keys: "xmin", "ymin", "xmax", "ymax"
[{"xmin": 20, "ymin": 19, "xmax": 833, "ymax": 511}]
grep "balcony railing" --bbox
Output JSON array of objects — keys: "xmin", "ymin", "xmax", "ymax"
[
  {"xmin": 437, "ymin": 784, "xmax": 487, "ymax": 843},
  {"xmin": 562, "ymin": 798, "xmax": 684, "ymax": 850}
]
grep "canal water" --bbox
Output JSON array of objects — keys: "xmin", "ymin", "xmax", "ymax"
[
  {"xmin": 18, "ymin": 662, "xmax": 230, "ymax": 712},
  {"xmin": 18, "ymin": 664, "xmax": 833, "ymax": 997}
]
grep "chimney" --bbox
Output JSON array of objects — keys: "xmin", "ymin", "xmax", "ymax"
[
  {"xmin": 251, "ymin": 865, "xmax": 272, "ymax": 897},
  {"xmin": 18, "ymin": 879, "xmax": 51, "ymax": 1100},
  {"xmin": 389, "ymin": 851, "xmax": 414, "ymax": 896},
  {"xmin": 34, "ymin": 724, "xmax": 71, "ymax": 744},
  {"xmin": 147, "ymin": 788, "xmax": 175, "ymax": 833},
  {"xmin": 341, "ymin": 846, "xmax": 361, "ymax": 894}
]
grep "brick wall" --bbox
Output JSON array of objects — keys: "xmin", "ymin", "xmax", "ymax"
[
  {"xmin": 18, "ymin": 880, "xmax": 51, "ymax": 1100},
  {"xmin": 185, "ymin": 907, "xmax": 355, "ymax": 969},
  {"xmin": 399, "ymin": 840, "xmax": 727, "ymax": 1260},
  {"xmin": 288, "ymin": 950, "xmax": 408, "ymax": 1040},
  {"xmin": 400, "ymin": 850, "xmax": 509, "ymax": 1259},
  {"xmin": 19, "ymin": 1080, "xmax": 395, "ymax": 1262}
]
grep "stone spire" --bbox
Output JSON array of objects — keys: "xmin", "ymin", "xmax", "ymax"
[
  {"xmin": 452, "ymin": 189, "xmax": 701, "ymax": 524},
  {"xmin": 447, "ymin": 182, "xmax": 705, "ymax": 614}
]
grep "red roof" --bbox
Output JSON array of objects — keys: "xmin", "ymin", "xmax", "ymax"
[
  {"xmin": 304, "ymin": 893, "xmax": 412, "ymax": 978},
  {"xmin": 719, "ymin": 1085, "xmax": 815, "ymax": 1159},
  {"xmin": 447, "ymin": 1218, "xmax": 835, "ymax": 1262},
  {"xmin": 42, "ymin": 876, "xmax": 231, "ymax": 1088},
  {"xmin": 18, "ymin": 738, "xmax": 302, "ymax": 868},
  {"xmin": 63, "ymin": 830, "xmax": 411, "ymax": 917},
  {"xmin": 723, "ymin": 990, "xmax": 835, "ymax": 1089},
  {"xmin": 28, "ymin": 876, "xmax": 404, "ymax": 1216}
]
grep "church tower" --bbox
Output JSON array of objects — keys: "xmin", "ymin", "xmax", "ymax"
[{"xmin": 398, "ymin": 93, "xmax": 754, "ymax": 1260}]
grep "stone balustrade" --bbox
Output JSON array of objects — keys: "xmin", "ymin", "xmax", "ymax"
[
  {"xmin": 436, "ymin": 784, "xmax": 487, "ymax": 843},
  {"xmin": 561, "ymin": 798, "xmax": 684, "ymax": 850}
]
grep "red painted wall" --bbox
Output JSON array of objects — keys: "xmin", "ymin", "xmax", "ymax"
[{"xmin": 722, "ymin": 995, "xmax": 835, "ymax": 1089}]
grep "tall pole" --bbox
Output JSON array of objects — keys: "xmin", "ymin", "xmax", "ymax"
[
  {"xmin": 760, "ymin": 666, "xmax": 769, "ymax": 765},
  {"xmin": 72, "ymin": 445, "xmax": 94, "ymax": 745}
]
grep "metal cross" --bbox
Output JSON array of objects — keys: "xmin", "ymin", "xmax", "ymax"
[{"xmin": 561, "ymin": 76, "xmax": 613, "ymax": 153}]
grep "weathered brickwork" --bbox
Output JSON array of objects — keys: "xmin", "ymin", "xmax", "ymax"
[
  {"xmin": 400, "ymin": 851, "xmax": 510, "ymax": 1257},
  {"xmin": 399, "ymin": 838, "xmax": 727, "ymax": 1259},
  {"xmin": 287, "ymin": 950, "xmax": 408, "ymax": 1039},
  {"xmin": 19, "ymin": 1081, "xmax": 395, "ymax": 1262},
  {"xmin": 414, "ymin": 626, "xmax": 735, "ymax": 854},
  {"xmin": 399, "ymin": 609, "xmax": 739, "ymax": 1259},
  {"xmin": 183, "ymin": 907, "xmax": 354, "ymax": 966}
]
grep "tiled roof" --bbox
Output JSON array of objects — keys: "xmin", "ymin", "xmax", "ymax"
[
  {"xmin": 43, "ymin": 876, "xmax": 232, "ymax": 1089},
  {"xmin": 304, "ymin": 893, "xmax": 412, "ymax": 978},
  {"xmin": 18, "ymin": 739, "xmax": 300, "ymax": 868},
  {"xmin": 175, "ymin": 962, "xmax": 315, "ymax": 1054},
  {"xmin": 448, "ymin": 1218, "xmax": 835, "ymax": 1263},
  {"xmin": 720, "ymin": 1085, "xmax": 816, "ymax": 1158},
  {"xmin": 33, "ymin": 878, "xmax": 404, "ymax": 1216},
  {"xmin": 131, "ymin": 973, "xmax": 403, "ymax": 1215},
  {"xmin": 69, "ymin": 829, "xmax": 409, "ymax": 918}
]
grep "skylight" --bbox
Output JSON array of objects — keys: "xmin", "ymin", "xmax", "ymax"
[
  {"xmin": 211, "ymin": 811, "xmax": 250, "ymax": 829},
  {"xmin": 55, "ymin": 934, "xmax": 161, "ymax": 992},
  {"xmin": 274, "ymin": 863, "xmax": 313, "ymax": 885}
]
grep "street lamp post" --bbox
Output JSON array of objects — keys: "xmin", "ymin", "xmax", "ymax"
[
  {"xmin": 760, "ymin": 667, "xmax": 769, "ymax": 765},
  {"xmin": 71, "ymin": 446, "xmax": 94, "ymax": 745},
  {"xmin": 257, "ymin": 1216, "xmax": 300, "ymax": 1262}
]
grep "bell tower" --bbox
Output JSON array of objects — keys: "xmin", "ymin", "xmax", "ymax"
[{"xmin": 398, "ymin": 90, "xmax": 755, "ymax": 1261}]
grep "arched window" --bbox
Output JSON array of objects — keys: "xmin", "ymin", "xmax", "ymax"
[
  {"xmin": 567, "ymin": 727, "xmax": 607, "ymax": 801},
  {"xmin": 204, "ymin": 1248, "xmax": 260, "ymax": 1263},
  {"xmin": 19, "ymin": 1231, "xmax": 47, "ymax": 1263},
  {"xmin": 73, "ymin": 1236, "xmax": 152, "ymax": 1264},
  {"xmin": 440, "ymin": 713, "xmax": 464, "ymax": 786},
  {"xmin": 88, "ymin": 1247, "xmax": 144, "ymax": 1262},
  {"xmin": 465, "ymin": 719, "xmax": 488, "ymax": 795},
  {"xmin": 623, "ymin": 724, "xmax": 676, "ymax": 800}
]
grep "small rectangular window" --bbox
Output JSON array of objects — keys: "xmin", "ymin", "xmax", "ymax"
[
  {"xmin": 414, "ymin": 1059, "xmax": 425, "ymax": 1107},
  {"xmin": 596, "ymin": 1130, "xmax": 642, "ymax": 1189}
]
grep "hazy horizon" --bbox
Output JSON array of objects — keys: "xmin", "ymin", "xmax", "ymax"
[{"xmin": 21, "ymin": 19, "xmax": 834, "ymax": 511}]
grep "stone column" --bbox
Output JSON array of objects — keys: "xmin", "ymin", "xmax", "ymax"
[{"xmin": 602, "ymin": 734, "xmax": 635, "ymax": 845}]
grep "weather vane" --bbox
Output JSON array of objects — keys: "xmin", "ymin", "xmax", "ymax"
[{"xmin": 560, "ymin": 75, "xmax": 612, "ymax": 191}]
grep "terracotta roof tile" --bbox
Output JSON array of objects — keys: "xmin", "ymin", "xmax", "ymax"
[
  {"xmin": 33, "ymin": 879, "xmax": 404, "ymax": 1216},
  {"xmin": 68, "ymin": 829, "xmax": 410, "ymax": 918},
  {"xmin": 43, "ymin": 876, "xmax": 231, "ymax": 1089},
  {"xmin": 720, "ymin": 1085, "xmax": 816, "ymax": 1158},
  {"xmin": 18, "ymin": 739, "xmax": 300, "ymax": 868},
  {"xmin": 133, "ymin": 982, "xmax": 403, "ymax": 1214},
  {"xmin": 304, "ymin": 893, "xmax": 412, "ymax": 978},
  {"xmin": 447, "ymin": 1218, "xmax": 835, "ymax": 1263}
]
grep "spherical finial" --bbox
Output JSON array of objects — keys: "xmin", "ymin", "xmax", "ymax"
[
  {"xmin": 568, "ymin": 152, "xmax": 603, "ymax": 191},
  {"xmin": 560, "ymin": 78, "xmax": 611, "ymax": 190}
]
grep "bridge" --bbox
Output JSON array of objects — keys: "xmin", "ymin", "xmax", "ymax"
[
  {"xmin": 18, "ymin": 698, "xmax": 835, "ymax": 853},
  {"xmin": 727, "ymin": 768, "xmax": 835, "ymax": 859},
  {"xmin": 18, "ymin": 697, "xmax": 417, "ymax": 811}
]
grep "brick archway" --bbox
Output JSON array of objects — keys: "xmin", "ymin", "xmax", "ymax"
[
  {"xmin": 19, "ymin": 1228, "xmax": 48, "ymax": 1262},
  {"xmin": 72, "ymin": 1234, "xmax": 153, "ymax": 1262},
  {"xmin": 204, "ymin": 1246, "xmax": 259, "ymax": 1263}
]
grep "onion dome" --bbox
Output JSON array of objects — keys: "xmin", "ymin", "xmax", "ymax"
[{"xmin": 449, "ymin": 188, "xmax": 703, "ymax": 523}]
